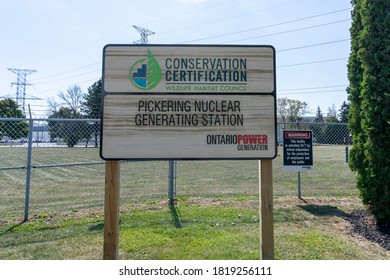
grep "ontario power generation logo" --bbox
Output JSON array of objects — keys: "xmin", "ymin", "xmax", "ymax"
[{"xmin": 130, "ymin": 50, "xmax": 162, "ymax": 90}]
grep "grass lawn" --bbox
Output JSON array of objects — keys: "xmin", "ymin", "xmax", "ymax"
[
  {"xmin": 1, "ymin": 197, "xmax": 389, "ymax": 260},
  {"xmin": 1, "ymin": 146, "xmax": 388, "ymax": 259}
]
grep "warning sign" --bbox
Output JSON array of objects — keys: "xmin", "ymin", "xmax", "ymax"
[{"xmin": 283, "ymin": 131, "xmax": 313, "ymax": 171}]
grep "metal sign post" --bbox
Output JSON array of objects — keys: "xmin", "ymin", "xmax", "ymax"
[{"xmin": 283, "ymin": 130, "xmax": 313, "ymax": 199}]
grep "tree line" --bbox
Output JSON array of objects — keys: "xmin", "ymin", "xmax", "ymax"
[
  {"xmin": 46, "ymin": 80, "xmax": 101, "ymax": 147},
  {"xmin": 2, "ymin": 80, "xmax": 351, "ymax": 146},
  {"xmin": 277, "ymin": 97, "xmax": 351, "ymax": 145},
  {"xmin": 0, "ymin": 79, "xmax": 101, "ymax": 147}
]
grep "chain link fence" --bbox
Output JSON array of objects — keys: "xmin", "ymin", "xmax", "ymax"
[
  {"xmin": 0, "ymin": 118, "xmax": 357, "ymax": 222},
  {"xmin": 275, "ymin": 122, "xmax": 355, "ymax": 197}
]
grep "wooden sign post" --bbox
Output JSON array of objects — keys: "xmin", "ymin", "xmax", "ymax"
[
  {"xmin": 100, "ymin": 44, "xmax": 276, "ymax": 260},
  {"xmin": 103, "ymin": 160, "xmax": 120, "ymax": 260},
  {"xmin": 259, "ymin": 160, "xmax": 274, "ymax": 260}
]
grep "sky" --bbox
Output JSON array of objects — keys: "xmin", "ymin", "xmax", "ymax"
[{"xmin": 0, "ymin": 0, "xmax": 352, "ymax": 118}]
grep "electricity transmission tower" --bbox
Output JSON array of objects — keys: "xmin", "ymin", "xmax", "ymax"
[
  {"xmin": 132, "ymin": 25, "xmax": 155, "ymax": 44},
  {"xmin": 7, "ymin": 68, "xmax": 37, "ymax": 114},
  {"xmin": 132, "ymin": 25, "xmax": 176, "ymax": 205}
]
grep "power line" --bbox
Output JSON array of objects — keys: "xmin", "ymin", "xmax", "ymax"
[
  {"xmin": 11, "ymin": 18, "xmax": 351, "ymax": 100},
  {"xmin": 21, "ymin": 0, "xmax": 236, "ymax": 66},
  {"xmin": 278, "ymin": 85, "xmax": 348, "ymax": 96},
  {"xmin": 18, "ymin": 11, "xmax": 350, "ymax": 89},
  {"xmin": 141, "ymin": 0, "xmax": 237, "ymax": 26},
  {"xmin": 27, "ymin": 39, "xmax": 350, "ymax": 91},
  {"xmin": 277, "ymin": 57, "xmax": 348, "ymax": 68},
  {"xmin": 24, "ymin": 38, "xmax": 350, "ymax": 96},
  {"xmin": 278, "ymin": 89, "xmax": 346, "ymax": 95},
  {"xmin": 279, "ymin": 85, "xmax": 348, "ymax": 92},
  {"xmin": 221, "ymin": 19, "xmax": 351, "ymax": 43},
  {"xmin": 158, "ymin": 0, "xmax": 307, "ymax": 35},
  {"xmin": 31, "ymin": 62, "xmax": 100, "ymax": 82},
  {"xmin": 31, "ymin": 77, "xmax": 100, "ymax": 95},
  {"xmin": 33, "ymin": 69, "xmax": 101, "ymax": 85},
  {"xmin": 179, "ymin": 8, "xmax": 351, "ymax": 43},
  {"xmin": 277, "ymin": 38, "xmax": 350, "ymax": 52}
]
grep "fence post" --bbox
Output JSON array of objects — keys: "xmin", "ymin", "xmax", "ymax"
[
  {"xmin": 297, "ymin": 171, "xmax": 301, "ymax": 199},
  {"xmin": 168, "ymin": 160, "xmax": 176, "ymax": 206},
  {"xmin": 24, "ymin": 106, "xmax": 33, "ymax": 222}
]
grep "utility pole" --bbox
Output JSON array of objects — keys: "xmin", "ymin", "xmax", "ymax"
[
  {"xmin": 132, "ymin": 25, "xmax": 155, "ymax": 44},
  {"xmin": 7, "ymin": 68, "xmax": 37, "ymax": 115}
]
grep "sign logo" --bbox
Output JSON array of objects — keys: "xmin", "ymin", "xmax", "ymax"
[{"xmin": 130, "ymin": 50, "xmax": 161, "ymax": 90}]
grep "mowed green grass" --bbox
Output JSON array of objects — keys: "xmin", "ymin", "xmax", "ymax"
[
  {"xmin": 0, "ymin": 145, "xmax": 356, "ymax": 220},
  {"xmin": 1, "ymin": 145, "xmax": 382, "ymax": 260},
  {"xmin": 1, "ymin": 198, "xmax": 388, "ymax": 260}
]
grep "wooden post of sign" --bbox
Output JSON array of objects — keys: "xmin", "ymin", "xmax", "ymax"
[
  {"xmin": 259, "ymin": 160, "xmax": 274, "ymax": 260},
  {"xmin": 103, "ymin": 160, "xmax": 120, "ymax": 260}
]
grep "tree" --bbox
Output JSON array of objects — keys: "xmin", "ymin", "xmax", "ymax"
[
  {"xmin": 338, "ymin": 101, "xmax": 351, "ymax": 144},
  {"xmin": 81, "ymin": 79, "xmax": 102, "ymax": 147},
  {"xmin": 277, "ymin": 97, "xmax": 308, "ymax": 122},
  {"xmin": 82, "ymin": 79, "xmax": 102, "ymax": 119},
  {"xmin": 48, "ymin": 107, "xmax": 89, "ymax": 147},
  {"xmin": 47, "ymin": 97, "xmax": 60, "ymax": 114},
  {"xmin": 0, "ymin": 98, "xmax": 28, "ymax": 140},
  {"xmin": 322, "ymin": 104, "xmax": 343, "ymax": 144},
  {"xmin": 326, "ymin": 104, "xmax": 339, "ymax": 123},
  {"xmin": 49, "ymin": 85, "xmax": 92, "ymax": 147},
  {"xmin": 58, "ymin": 85, "xmax": 83, "ymax": 116},
  {"xmin": 348, "ymin": 0, "xmax": 390, "ymax": 224},
  {"xmin": 0, "ymin": 98, "xmax": 25, "ymax": 118},
  {"xmin": 314, "ymin": 106, "xmax": 324, "ymax": 123},
  {"xmin": 338, "ymin": 101, "xmax": 349, "ymax": 123},
  {"xmin": 312, "ymin": 106, "xmax": 326, "ymax": 143}
]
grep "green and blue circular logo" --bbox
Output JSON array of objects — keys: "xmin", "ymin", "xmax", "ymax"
[{"xmin": 130, "ymin": 50, "xmax": 162, "ymax": 90}]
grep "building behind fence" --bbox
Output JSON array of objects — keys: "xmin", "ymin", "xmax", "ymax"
[{"xmin": 0, "ymin": 118, "xmax": 357, "ymax": 222}]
